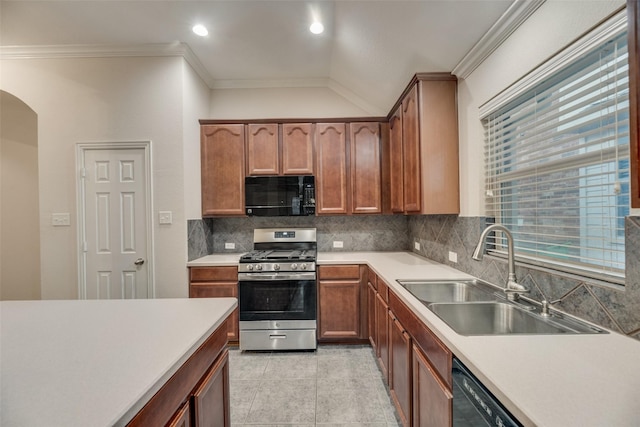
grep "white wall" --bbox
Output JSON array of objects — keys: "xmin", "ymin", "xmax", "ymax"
[
  {"xmin": 0, "ymin": 91, "xmax": 40, "ymax": 300},
  {"xmin": 209, "ymin": 86, "xmax": 371, "ymax": 120},
  {"xmin": 0, "ymin": 56, "xmax": 190, "ymax": 299},
  {"xmin": 457, "ymin": 0, "xmax": 625, "ymax": 217}
]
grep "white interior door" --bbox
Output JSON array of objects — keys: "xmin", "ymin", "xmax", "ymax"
[{"xmin": 78, "ymin": 144, "xmax": 152, "ymax": 299}]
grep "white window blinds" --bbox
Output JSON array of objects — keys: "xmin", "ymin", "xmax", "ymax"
[{"xmin": 483, "ymin": 29, "xmax": 629, "ymax": 281}]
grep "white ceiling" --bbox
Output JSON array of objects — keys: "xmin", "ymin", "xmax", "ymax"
[{"xmin": 0, "ymin": 0, "xmax": 518, "ymax": 113}]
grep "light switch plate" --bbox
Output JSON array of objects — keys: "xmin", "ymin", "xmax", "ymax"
[
  {"xmin": 414, "ymin": 241, "xmax": 420, "ymax": 250},
  {"xmin": 333, "ymin": 241, "xmax": 344, "ymax": 248},
  {"xmin": 159, "ymin": 211, "xmax": 172, "ymax": 225},
  {"xmin": 52, "ymin": 213, "xmax": 70, "ymax": 226},
  {"xmin": 225, "ymin": 242, "xmax": 236, "ymax": 250},
  {"xmin": 449, "ymin": 251, "xmax": 458, "ymax": 263}
]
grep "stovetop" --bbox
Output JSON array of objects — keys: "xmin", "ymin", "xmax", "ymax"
[{"xmin": 240, "ymin": 249, "xmax": 317, "ymax": 263}]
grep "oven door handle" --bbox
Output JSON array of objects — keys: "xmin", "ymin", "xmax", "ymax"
[{"xmin": 238, "ymin": 272, "xmax": 317, "ymax": 281}]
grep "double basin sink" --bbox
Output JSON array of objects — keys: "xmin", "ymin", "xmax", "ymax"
[{"xmin": 398, "ymin": 279, "xmax": 606, "ymax": 335}]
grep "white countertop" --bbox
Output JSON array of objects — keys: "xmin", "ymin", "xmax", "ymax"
[
  {"xmin": 1, "ymin": 297, "xmax": 237, "ymax": 427},
  {"xmin": 189, "ymin": 251, "xmax": 640, "ymax": 426},
  {"xmin": 188, "ymin": 253, "xmax": 242, "ymax": 266}
]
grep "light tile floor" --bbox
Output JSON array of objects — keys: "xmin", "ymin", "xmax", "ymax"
[{"xmin": 229, "ymin": 345, "xmax": 401, "ymax": 426}]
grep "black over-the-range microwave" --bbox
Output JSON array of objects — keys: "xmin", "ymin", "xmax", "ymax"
[{"xmin": 245, "ymin": 175, "xmax": 316, "ymax": 216}]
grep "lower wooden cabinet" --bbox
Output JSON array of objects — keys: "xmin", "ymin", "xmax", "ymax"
[
  {"xmin": 128, "ymin": 320, "xmax": 230, "ymax": 426},
  {"xmin": 389, "ymin": 312, "xmax": 412, "ymax": 427},
  {"xmin": 367, "ymin": 280, "xmax": 377, "ymax": 347},
  {"xmin": 189, "ymin": 266, "xmax": 239, "ymax": 342},
  {"xmin": 193, "ymin": 349, "xmax": 230, "ymax": 427},
  {"xmin": 317, "ymin": 264, "xmax": 367, "ymax": 341},
  {"xmin": 412, "ymin": 344, "xmax": 452, "ymax": 427},
  {"xmin": 375, "ymin": 280, "xmax": 390, "ymax": 381}
]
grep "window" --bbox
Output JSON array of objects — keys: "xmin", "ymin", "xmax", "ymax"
[{"xmin": 482, "ymin": 16, "xmax": 629, "ymax": 282}]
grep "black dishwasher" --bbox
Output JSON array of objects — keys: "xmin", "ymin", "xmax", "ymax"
[{"xmin": 452, "ymin": 358, "xmax": 523, "ymax": 427}]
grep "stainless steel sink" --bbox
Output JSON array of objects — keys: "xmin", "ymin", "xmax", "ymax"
[
  {"xmin": 397, "ymin": 280, "xmax": 496, "ymax": 304},
  {"xmin": 428, "ymin": 301, "xmax": 605, "ymax": 335}
]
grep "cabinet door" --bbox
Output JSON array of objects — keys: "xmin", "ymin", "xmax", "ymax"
[
  {"xmin": 282, "ymin": 123, "xmax": 314, "ymax": 175},
  {"xmin": 375, "ymin": 292, "xmax": 389, "ymax": 381},
  {"xmin": 247, "ymin": 123, "xmax": 279, "ymax": 175},
  {"xmin": 412, "ymin": 344, "xmax": 452, "ymax": 427},
  {"xmin": 315, "ymin": 123, "xmax": 348, "ymax": 215},
  {"xmin": 402, "ymin": 84, "xmax": 421, "ymax": 213},
  {"xmin": 350, "ymin": 122, "xmax": 382, "ymax": 214},
  {"xmin": 390, "ymin": 313, "xmax": 412, "ymax": 427},
  {"xmin": 318, "ymin": 279, "xmax": 360, "ymax": 339},
  {"xmin": 189, "ymin": 283, "xmax": 239, "ymax": 342},
  {"xmin": 367, "ymin": 281, "xmax": 377, "ymax": 348},
  {"xmin": 201, "ymin": 125, "xmax": 245, "ymax": 216},
  {"xmin": 193, "ymin": 349, "xmax": 230, "ymax": 427},
  {"xmin": 389, "ymin": 106, "xmax": 404, "ymax": 213}
]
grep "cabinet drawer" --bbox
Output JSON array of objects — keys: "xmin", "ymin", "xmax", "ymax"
[
  {"xmin": 190, "ymin": 266, "xmax": 238, "ymax": 282},
  {"xmin": 189, "ymin": 282, "xmax": 237, "ymax": 298},
  {"xmin": 367, "ymin": 268, "xmax": 378, "ymax": 290},
  {"xmin": 318, "ymin": 264, "xmax": 360, "ymax": 280},
  {"xmin": 377, "ymin": 278, "xmax": 389, "ymax": 303}
]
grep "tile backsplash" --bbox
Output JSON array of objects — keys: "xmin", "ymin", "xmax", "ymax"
[{"xmin": 188, "ymin": 214, "xmax": 640, "ymax": 339}]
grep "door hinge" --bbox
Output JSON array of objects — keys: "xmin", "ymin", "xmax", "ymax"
[
  {"xmin": 80, "ymin": 168, "xmax": 87, "ymax": 179},
  {"xmin": 82, "ymin": 241, "xmax": 88, "ymax": 252}
]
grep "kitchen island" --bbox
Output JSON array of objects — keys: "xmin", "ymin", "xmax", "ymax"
[
  {"xmin": 189, "ymin": 251, "xmax": 640, "ymax": 426},
  {"xmin": 1, "ymin": 297, "xmax": 237, "ymax": 427}
]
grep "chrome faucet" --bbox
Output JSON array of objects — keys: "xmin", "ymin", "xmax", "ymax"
[{"xmin": 472, "ymin": 224, "xmax": 529, "ymax": 301}]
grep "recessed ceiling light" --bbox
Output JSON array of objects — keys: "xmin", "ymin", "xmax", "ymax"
[
  {"xmin": 309, "ymin": 22, "xmax": 324, "ymax": 35},
  {"xmin": 192, "ymin": 24, "xmax": 208, "ymax": 37}
]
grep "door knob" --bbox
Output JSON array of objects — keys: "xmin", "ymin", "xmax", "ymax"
[{"xmin": 134, "ymin": 258, "xmax": 145, "ymax": 266}]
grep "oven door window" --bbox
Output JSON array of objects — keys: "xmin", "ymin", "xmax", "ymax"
[{"xmin": 239, "ymin": 280, "xmax": 317, "ymax": 321}]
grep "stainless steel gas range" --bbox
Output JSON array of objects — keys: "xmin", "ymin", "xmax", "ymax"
[{"xmin": 238, "ymin": 228, "xmax": 317, "ymax": 351}]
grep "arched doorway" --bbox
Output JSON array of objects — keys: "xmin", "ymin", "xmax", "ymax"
[{"xmin": 0, "ymin": 90, "xmax": 40, "ymax": 300}]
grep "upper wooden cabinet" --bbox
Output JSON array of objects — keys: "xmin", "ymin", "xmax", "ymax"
[
  {"xmin": 246, "ymin": 123, "xmax": 279, "ymax": 175},
  {"xmin": 282, "ymin": 123, "xmax": 314, "ymax": 175},
  {"xmin": 246, "ymin": 123, "xmax": 314, "ymax": 176},
  {"xmin": 201, "ymin": 124, "xmax": 245, "ymax": 216},
  {"xmin": 316, "ymin": 123, "xmax": 349, "ymax": 215},
  {"xmin": 315, "ymin": 122, "xmax": 383, "ymax": 215},
  {"xmin": 350, "ymin": 122, "xmax": 382, "ymax": 214},
  {"xmin": 389, "ymin": 74, "xmax": 460, "ymax": 215}
]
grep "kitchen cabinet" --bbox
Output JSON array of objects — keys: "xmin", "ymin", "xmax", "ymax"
[
  {"xmin": 317, "ymin": 264, "xmax": 368, "ymax": 341},
  {"xmin": 412, "ymin": 344, "xmax": 452, "ymax": 427},
  {"xmin": 201, "ymin": 124, "xmax": 246, "ymax": 216},
  {"xmin": 192, "ymin": 349, "xmax": 231, "ymax": 426},
  {"xmin": 367, "ymin": 270, "xmax": 377, "ymax": 348},
  {"xmin": 388, "ymin": 74, "xmax": 460, "ymax": 214},
  {"xmin": 389, "ymin": 311, "xmax": 412, "ymax": 427},
  {"xmin": 315, "ymin": 123, "xmax": 349, "ymax": 215},
  {"xmin": 282, "ymin": 123, "xmax": 315, "ymax": 175},
  {"xmin": 375, "ymin": 279, "xmax": 390, "ymax": 381},
  {"xmin": 246, "ymin": 123, "xmax": 315, "ymax": 176},
  {"xmin": 246, "ymin": 123, "xmax": 279, "ymax": 175},
  {"xmin": 629, "ymin": 0, "xmax": 640, "ymax": 208},
  {"xmin": 128, "ymin": 320, "xmax": 230, "ymax": 427},
  {"xmin": 350, "ymin": 122, "xmax": 382, "ymax": 213},
  {"xmin": 189, "ymin": 266, "xmax": 239, "ymax": 342}
]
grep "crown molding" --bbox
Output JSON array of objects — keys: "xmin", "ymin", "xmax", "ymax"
[
  {"xmin": 452, "ymin": 0, "xmax": 546, "ymax": 79},
  {"xmin": 0, "ymin": 42, "xmax": 215, "ymax": 87}
]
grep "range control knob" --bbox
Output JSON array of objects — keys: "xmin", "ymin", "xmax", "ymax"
[
  {"xmin": 273, "ymin": 264, "xmax": 280, "ymax": 271},
  {"xmin": 255, "ymin": 264, "xmax": 263, "ymax": 271},
  {"xmin": 291, "ymin": 263, "xmax": 298, "ymax": 270},
  {"xmin": 247, "ymin": 264, "xmax": 254, "ymax": 271},
  {"xmin": 300, "ymin": 264, "xmax": 307, "ymax": 270}
]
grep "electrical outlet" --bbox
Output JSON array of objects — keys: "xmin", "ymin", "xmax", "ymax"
[
  {"xmin": 333, "ymin": 241, "xmax": 343, "ymax": 248},
  {"xmin": 449, "ymin": 251, "xmax": 458, "ymax": 263},
  {"xmin": 225, "ymin": 242, "xmax": 236, "ymax": 250},
  {"xmin": 52, "ymin": 213, "xmax": 70, "ymax": 226},
  {"xmin": 414, "ymin": 241, "xmax": 420, "ymax": 250},
  {"xmin": 158, "ymin": 211, "xmax": 172, "ymax": 225}
]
